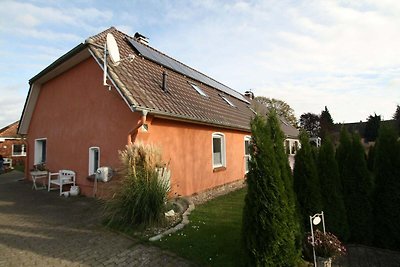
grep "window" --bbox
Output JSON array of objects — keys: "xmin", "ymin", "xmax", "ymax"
[
  {"xmin": 89, "ymin": 147, "xmax": 100, "ymax": 175},
  {"xmin": 221, "ymin": 95, "xmax": 235, "ymax": 107},
  {"xmin": 34, "ymin": 139, "xmax": 47, "ymax": 164},
  {"xmin": 189, "ymin": 83, "xmax": 208, "ymax": 97},
  {"xmin": 12, "ymin": 144, "xmax": 26, "ymax": 156},
  {"xmin": 244, "ymin": 136, "xmax": 251, "ymax": 173},
  {"xmin": 212, "ymin": 133, "xmax": 226, "ymax": 168},
  {"xmin": 285, "ymin": 140, "xmax": 290, "ymax": 154}
]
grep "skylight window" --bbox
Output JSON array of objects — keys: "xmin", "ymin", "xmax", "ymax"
[
  {"xmin": 221, "ymin": 95, "xmax": 235, "ymax": 107},
  {"xmin": 189, "ymin": 83, "xmax": 207, "ymax": 97}
]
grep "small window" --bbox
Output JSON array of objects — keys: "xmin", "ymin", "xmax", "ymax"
[
  {"xmin": 221, "ymin": 95, "xmax": 235, "ymax": 107},
  {"xmin": 285, "ymin": 140, "xmax": 290, "ymax": 154},
  {"xmin": 89, "ymin": 147, "xmax": 100, "ymax": 175},
  {"xmin": 12, "ymin": 144, "xmax": 26, "ymax": 156},
  {"xmin": 34, "ymin": 139, "xmax": 47, "ymax": 164},
  {"xmin": 212, "ymin": 133, "xmax": 226, "ymax": 168},
  {"xmin": 189, "ymin": 83, "xmax": 207, "ymax": 97},
  {"xmin": 244, "ymin": 136, "xmax": 251, "ymax": 173}
]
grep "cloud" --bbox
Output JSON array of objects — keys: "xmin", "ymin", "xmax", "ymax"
[{"xmin": 0, "ymin": 84, "xmax": 26, "ymax": 128}]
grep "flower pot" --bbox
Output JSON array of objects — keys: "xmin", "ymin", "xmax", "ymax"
[
  {"xmin": 316, "ymin": 257, "xmax": 332, "ymax": 267},
  {"xmin": 69, "ymin": 186, "xmax": 80, "ymax": 196}
]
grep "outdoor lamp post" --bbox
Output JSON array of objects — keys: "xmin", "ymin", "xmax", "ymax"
[{"xmin": 310, "ymin": 211, "xmax": 325, "ymax": 267}]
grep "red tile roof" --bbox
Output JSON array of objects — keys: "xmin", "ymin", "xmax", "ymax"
[
  {"xmin": 0, "ymin": 121, "xmax": 19, "ymax": 138},
  {"xmin": 87, "ymin": 27, "xmax": 255, "ymax": 131}
]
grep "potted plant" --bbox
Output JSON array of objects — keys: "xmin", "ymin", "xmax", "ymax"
[{"xmin": 305, "ymin": 230, "xmax": 346, "ymax": 267}]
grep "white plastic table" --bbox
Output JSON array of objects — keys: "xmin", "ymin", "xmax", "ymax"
[{"xmin": 30, "ymin": 171, "xmax": 48, "ymax": 190}]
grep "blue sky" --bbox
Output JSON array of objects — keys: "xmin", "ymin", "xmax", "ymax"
[{"xmin": 1, "ymin": 0, "xmax": 400, "ymax": 127}]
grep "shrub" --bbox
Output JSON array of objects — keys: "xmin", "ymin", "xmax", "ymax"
[
  {"xmin": 373, "ymin": 126, "xmax": 400, "ymax": 250},
  {"xmin": 104, "ymin": 142, "xmax": 170, "ymax": 228},
  {"xmin": 317, "ymin": 138, "xmax": 349, "ymax": 241},
  {"xmin": 242, "ymin": 113, "xmax": 300, "ymax": 266},
  {"xmin": 293, "ymin": 131, "xmax": 323, "ymax": 229}
]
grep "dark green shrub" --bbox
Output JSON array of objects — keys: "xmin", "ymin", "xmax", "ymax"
[
  {"xmin": 242, "ymin": 113, "xmax": 299, "ymax": 266},
  {"xmin": 373, "ymin": 126, "xmax": 400, "ymax": 250},
  {"xmin": 317, "ymin": 138, "xmax": 349, "ymax": 241},
  {"xmin": 337, "ymin": 128, "xmax": 374, "ymax": 244},
  {"xmin": 104, "ymin": 143, "xmax": 170, "ymax": 228},
  {"xmin": 293, "ymin": 131, "xmax": 323, "ymax": 229}
]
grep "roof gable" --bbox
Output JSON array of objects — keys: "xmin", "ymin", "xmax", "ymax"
[{"xmin": 0, "ymin": 121, "xmax": 19, "ymax": 138}]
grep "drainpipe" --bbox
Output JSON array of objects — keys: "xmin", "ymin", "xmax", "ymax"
[{"xmin": 128, "ymin": 110, "xmax": 148, "ymax": 144}]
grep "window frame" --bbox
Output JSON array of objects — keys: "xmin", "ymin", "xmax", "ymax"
[
  {"xmin": 34, "ymin": 138, "xmax": 47, "ymax": 164},
  {"xmin": 88, "ymin": 147, "xmax": 100, "ymax": 176},
  {"xmin": 244, "ymin": 135, "xmax": 252, "ymax": 173},
  {"xmin": 221, "ymin": 95, "xmax": 235, "ymax": 107},
  {"xmin": 12, "ymin": 144, "xmax": 26, "ymax": 157},
  {"xmin": 189, "ymin": 82, "xmax": 208, "ymax": 97},
  {"xmin": 212, "ymin": 132, "xmax": 226, "ymax": 169}
]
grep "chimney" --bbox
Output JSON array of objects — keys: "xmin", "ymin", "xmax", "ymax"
[
  {"xmin": 244, "ymin": 90, "xmax": 254, "ymax": 100},
  {"xmin": 162, "ymin": 71, "xmax": 168, "ymax": 92},
  {"xmin": 134, "ymin": 32, "xmax": 149, "ymax": 45}
]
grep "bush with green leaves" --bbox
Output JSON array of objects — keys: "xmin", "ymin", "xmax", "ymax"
[
  {"xmin": 336, "ymin": 128, "xmax": 373, "ymax": 244},
  {"xmin": 104, "ymin": 142, "xmax": 170, "ymax": 228},
  {"xmin": 317, "ymin": 138, "xmax": 349, "ymax": 241},
  {"xmin": 242, "ymin": 113, "xmax": 300, "ymax": 266},
  {"xmin": 373, "ymin": 126, "xmax": 400, "ymax": 249},
  {"xmin": 293, "ymin": 131, "xmax": 323, "ymax": 229}
]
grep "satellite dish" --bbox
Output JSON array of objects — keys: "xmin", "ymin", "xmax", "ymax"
[
  {"xmin": 106, "ymin": 33, "xmax": 120, "ymax": 66},
  {"xmin": 313, "ymin": 216, "xmax": 321, "ymax": 225}
]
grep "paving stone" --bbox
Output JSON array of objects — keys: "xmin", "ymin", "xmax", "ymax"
[{"xmin": 0, "ymin": 171, "xmax": 195, "ymax": 267}]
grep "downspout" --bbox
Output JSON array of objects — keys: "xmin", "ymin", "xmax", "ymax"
[{"xmin": 128, "ymin": 110, "xmax": 148, "ymax": 144}]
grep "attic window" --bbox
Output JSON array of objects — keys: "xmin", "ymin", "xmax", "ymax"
[
  {"xmin": 189, "ymin": 83, "xmax": 207, "ymax": 97},
  {"xmin": 221, "ymin": 95, "xmax": 235, "ymax": 107}
]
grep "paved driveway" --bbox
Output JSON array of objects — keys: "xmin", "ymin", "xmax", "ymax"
[{"xmin": 0, "ymin": 171, "xmax": 194, "ymax": 267}]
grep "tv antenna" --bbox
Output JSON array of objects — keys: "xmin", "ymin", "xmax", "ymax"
[{"xmin": 103, "ymin": 33, "xmax": 135, "ymax": 90}]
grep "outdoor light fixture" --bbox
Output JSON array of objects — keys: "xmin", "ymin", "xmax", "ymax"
[{"xmin": 310, "ymin": 211, "xmax": 325, "ymax": 267}]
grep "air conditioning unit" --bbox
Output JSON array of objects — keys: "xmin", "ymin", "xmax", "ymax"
[{"xmin": 95, "ymin": 167, "xmax": 113, "ymax": 182}]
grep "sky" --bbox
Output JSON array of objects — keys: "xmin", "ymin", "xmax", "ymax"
[{"xmin": 1, "ymin": 0, "xmax": 399, "ymax": 128}]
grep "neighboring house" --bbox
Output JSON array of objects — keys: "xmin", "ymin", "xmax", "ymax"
[
  {"xmin": 19, "ymin": 27, "xmax": 299, "ymax": 197},
  {"xmin": 0, "ymin": 121, "xmax": 26, "ymax": 169}
]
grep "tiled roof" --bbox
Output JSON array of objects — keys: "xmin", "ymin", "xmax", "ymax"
[
  {"xmin": 0, "ymin": 121, "xmax": 19, "ymax": 138},
  {"xmin": 87, "ymin": 27, "xmax": 255, "ymax": 131}
]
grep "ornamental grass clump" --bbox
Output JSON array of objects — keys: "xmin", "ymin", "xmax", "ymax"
[
  {"xmin": 104, "ymin": 142, "xmax": 170, "ymax": 228},
  {"xmin": 305, "ymin": 230, "xmax": 346, "ymax": 259}
]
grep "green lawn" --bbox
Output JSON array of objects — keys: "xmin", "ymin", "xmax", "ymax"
[{"xmin": 154, "ymin": 188, "xmax": 247, "ymax": 267}]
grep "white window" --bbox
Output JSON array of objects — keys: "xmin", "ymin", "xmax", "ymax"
[
  {"xmin": 34, "ymin": 138, "xmax": 47, "ymax": 164},
  {"xmin": 89, "ymin": 147, "xmax": 100, "ymax": 175},
  {"xmin": 221, "ymin": 95, "xmax": 235, "ymax": 107},
  {"xmin": 244, "ymin": 136, "xmax": 251, "ymax": 173},
  {"xmin": 12, "ymin": 144, "xmax": 26, "ymax": 156},
  {"xmin": 189, "ymin": 83, "xmax": 208, "ymax": 97},
  {"xmin": 212, "ymin": 133, "xmax": 226, "ymax": 168}
]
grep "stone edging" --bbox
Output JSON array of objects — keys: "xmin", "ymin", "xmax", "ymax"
[{"xmin": 149, "ymin": 198, "xmax": 195, "ymax": 242}]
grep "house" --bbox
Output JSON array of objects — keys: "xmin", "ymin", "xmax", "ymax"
[
  {"xmin": 0, "ymin": 121, "xmax": 26, "ymax": 169},
  {"xmin": 18, "ymin": 27, "xmax": 299, "ymax": 197}
]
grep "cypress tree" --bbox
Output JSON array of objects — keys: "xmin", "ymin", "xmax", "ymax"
[
  {"xmin": 373, "ymin": 126, "xmax": 400, "ymax": 249},
  {"xmin": 242, "ymin": 114, "xmax": 299, "ymax": 266},
  {"xmin": 317, "ymin": 138, "xmax": 349, "ymax": 241},
  {"xmin": 293, "ymin": 131, "xmax": 323, "ymax": 228},
  {"xmin": 266, "ymin": 111, "xmax": 302, "ymax": 254},
  {"xmin": 337, "ymin": 129, "xmax": 374, "ymax": 244}
]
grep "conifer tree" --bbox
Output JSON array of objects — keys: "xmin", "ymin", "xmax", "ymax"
[
  {"xmin": 319, "ymin": 106, "xmax": 334, "ymax": 140},
  {"xmin": 373, "ymin": 126, "xmax": 400, "ymax": 249},
  {"xmin": 293, "ymin": 131, "xmax": 323, "ymax": 228},
  {"xmin": 242, "ymin": 114, "xmax": 299, "ymax": 266},
  {"xmin": 317, "ymin": 138, "xmax": 349, "ymax": 241},
  {"xmin": 337, "ymin": 129, "xmax": 374, "ymax": 244}
]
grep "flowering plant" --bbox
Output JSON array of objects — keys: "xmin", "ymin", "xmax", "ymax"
[
  {"xmin": 306, "ymin": 230, "xmax": 346, "ymax": 259},
  {"xmin": 31, "ymin": 163, "xmax": 48, "ymax": 171}
]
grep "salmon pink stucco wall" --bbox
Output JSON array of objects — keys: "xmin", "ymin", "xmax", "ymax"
[
  {"xmin": 26, "ymin": 56, "xmax": 251, "ymax": 197},
  {"xmin": 137, "ymin": 118, "xmax": 250, "ymax": 197},
  {"xmin": 26, "ymin": 57, "xmax": 141, "ymax": 196}
]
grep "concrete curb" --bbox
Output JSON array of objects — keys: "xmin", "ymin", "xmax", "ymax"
[{"xmin": 149, "ymin": 198, "xmax": 195, "ymax": 242}]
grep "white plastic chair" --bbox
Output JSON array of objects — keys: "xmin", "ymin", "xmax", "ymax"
[{"xmin": 48, "ymin": 170, "xmax": 76, "ymax": 196}]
